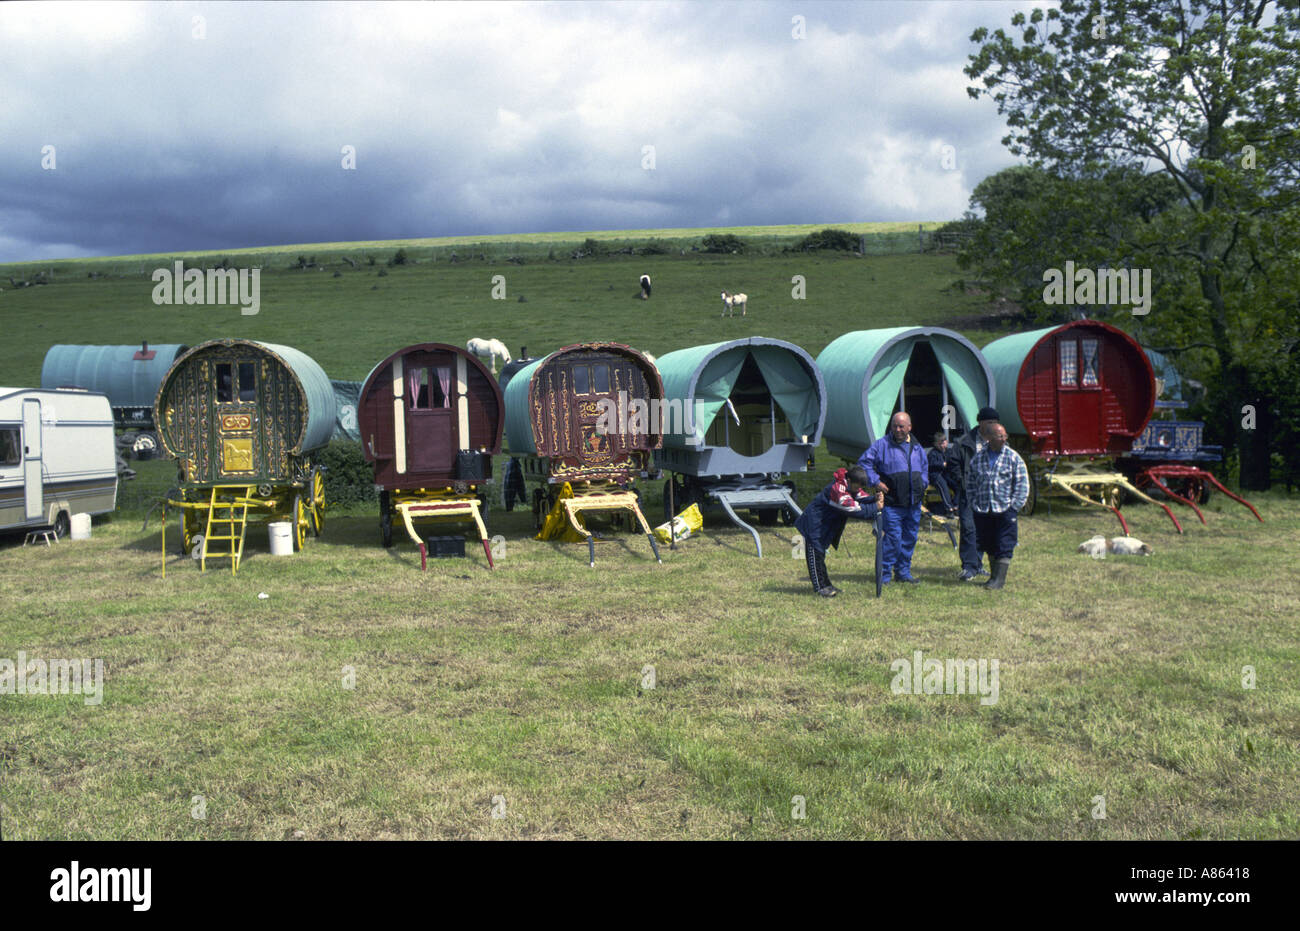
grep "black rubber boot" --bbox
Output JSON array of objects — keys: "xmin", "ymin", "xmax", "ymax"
[{"xmin": 984, "ymin": 558, "xmax": 1010, "ymax": 590}]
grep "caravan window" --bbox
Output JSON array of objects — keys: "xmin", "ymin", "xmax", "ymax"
[
  {"xmin": 1059, "ymin": 341, "xmax": 1078, "ymax": 387},
  {"xmin": 0, "ymin": 428, "xmax": 19, "ymax": 465},
  {"xmin": 238, "ymin": 363, "xmax": 257, "ymax": 401},
  {"xmin": 409, "ymin": 368, "xmax": 430, "ymax": 410},
  {"xmin": 216, "ymin": 363, "xmax": 234, "ymax": 402},
  {"xmin": 1080, "ymin": 339, "xmax": 1100, "ymax": 388},
  {"xmin": 572, "ymin": 365, "xmax": 590, "ymax": 395},
  {"xmin": 592, "ymin": 364, "xmax": 610, "ymax": 395}
]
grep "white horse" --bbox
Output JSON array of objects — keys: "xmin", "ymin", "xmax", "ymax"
[
  {"xmin": 639, "ymin": 274, "xmax": 652, "ymax": 299},
  {"xmin": 467, "ymin": 338, "xmax": 511, "ymax": 374},
  {"xmin": 721, "ymin": 291, "xmax": 747, "ymax": 317}
]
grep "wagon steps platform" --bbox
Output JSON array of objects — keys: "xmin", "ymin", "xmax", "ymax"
[
  {"xmin": 1038, "ymin": 461, "xmax": 1184, "ymax": 535},
  {"xmin": 1134, "ymin": 464, "xmax": 1263, "ymax": 525},
  {"xmin": 387, "ymin": 488, "xmax": 494, "ymax": 571},
  {"xmin": 537, "ymin": 481, "xmax": 662, "ymax": 568},
  {"xmin": 707, "ymin": 482, "xmax": 803, "ymax": 558}
]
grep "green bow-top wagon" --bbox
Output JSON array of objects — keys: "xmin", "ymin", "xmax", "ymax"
[
  {"xmin": 653, "ymin": 337, "xmax": 827, "ymax": 557},
  {"xmin": 154, "ymin": 339, "xmax": 337, "ymax": 574}
]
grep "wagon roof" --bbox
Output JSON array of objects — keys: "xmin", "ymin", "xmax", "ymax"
[
  {"xmin": 981, "ymin": 320, "xmax": 1153, "ymax": 436},
  {"xmin": 654, "ymin": 337, "xmax": 827, "ymax": 448},
  {"xmin": 157, "ymin": 338, "xmax": 337, "ymax": 455},
  {"xmin": 816, "ymin": 326, "xmax": 995, "ymax": 448},
  {"xmin": 40, "ymin": 343, "xmax": 189, "ymax": 409}
]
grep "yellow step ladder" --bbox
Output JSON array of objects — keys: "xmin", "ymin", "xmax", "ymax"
[{"xmin": 201, "ymin": 485, "xmax": 253, "ymax": 575}]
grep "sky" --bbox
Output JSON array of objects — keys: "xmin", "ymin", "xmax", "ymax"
[{"xmin": 0, "ymin": 0, "xmax": 1043, "ymax": 263}]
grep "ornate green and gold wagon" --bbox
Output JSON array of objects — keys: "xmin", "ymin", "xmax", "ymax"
[{"xmin": 154, "ymin": 339, "xmax": 336, "ymax": 574}]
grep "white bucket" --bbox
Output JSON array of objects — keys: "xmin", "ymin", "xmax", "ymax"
[
  {"xmin": 268, "ymin": 521, "xmax": 294, "ymax": 556},
  {"xmin": 69, "ymin": 513, "xmax": 92, "ymax": 540}
]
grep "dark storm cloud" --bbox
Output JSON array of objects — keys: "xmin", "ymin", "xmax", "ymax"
[{"xmin": 0, "ymin": 0, "xmax": 1042, "ymax": 262}]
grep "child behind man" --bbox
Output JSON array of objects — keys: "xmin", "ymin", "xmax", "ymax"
[{"xmin": 794, "ymin": 464, "xmax": 885, "ymax": 597}]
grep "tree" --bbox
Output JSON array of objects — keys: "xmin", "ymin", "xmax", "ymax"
[
  {"xmin": 966, "ymin": 0, "xmax": 1300, "ymax": 488},
  {"xmin": 955, "ymin": 163, "xmax": 1185, "ymax": 322}
]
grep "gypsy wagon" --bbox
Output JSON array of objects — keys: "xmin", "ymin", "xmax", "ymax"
[
  {"xmin": 41, "ymin": 342, "xmax": 189, "ymax": 459},
  {"xmin": 503, "ymin": 341, "xmax": 664, "ymax": 566},
  {"xmin": 982, "ymin": 321, "xmax": 1182, "ymax": 534},
  {"xmin": 653, "ymin": 337, "xmax": 826, "ymax": 557},
  {"xmin": 358, "ymin": 342, "xmax": 504, "ymax": 569},
  {"xmin": 155, "ymin": 339, "xmax": 336, "ymax": 574}
]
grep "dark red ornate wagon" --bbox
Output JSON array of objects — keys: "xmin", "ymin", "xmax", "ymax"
[
  {"xmin": 502, "ymin": 341, "xmax": 664, "ymax": 566},
  {"xmin": 358, "ymin": 343, "xmax": 503, "ymax": 569}
]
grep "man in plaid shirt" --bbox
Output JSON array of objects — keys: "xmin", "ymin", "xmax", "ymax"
[{"xmin": 964, "ymin": 422, "xmax": 1030, "ymax": 590}]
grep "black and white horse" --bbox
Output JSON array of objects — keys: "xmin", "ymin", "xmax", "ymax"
[{"xmin": 639, "ymin": 274, "xmax": 652, "ymax": 299}]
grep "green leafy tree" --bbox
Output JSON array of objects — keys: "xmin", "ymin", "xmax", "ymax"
[{"xmin": 966, "ymin": 0, "xmax": 1300, "ymax": 488}]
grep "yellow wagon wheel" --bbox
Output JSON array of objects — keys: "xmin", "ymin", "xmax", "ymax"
[
  {"xmin": 292, "ymin": 493, "xmax": 309, "ymax": 551},
  {"xmin": 308, "ymin": 466, "xmax": 326, "ymax": 536},
  {"xmin": 180, "ymin": 507, "xmax": 203, "ymax": 555}
]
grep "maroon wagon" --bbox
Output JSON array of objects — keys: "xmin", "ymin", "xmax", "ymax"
[{"xmin": 358, "ymin": 343, "xmax": 504, "ymax": 569}]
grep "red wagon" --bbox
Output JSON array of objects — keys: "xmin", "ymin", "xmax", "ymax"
[
  {"xmin": 982, "ymin": 320, "xmax": 1183, "ymax": 534},
  {"xmin": 358, "ymin": 343, "xmax": 504, "ymax": 569}
]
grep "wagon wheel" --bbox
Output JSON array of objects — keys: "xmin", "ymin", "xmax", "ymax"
[
  {"xmin": 532, "ymin": 487, "xmax": 548, "ymax": 530},
  {"xmin": 181, "ymin": 507, "xmax": 203, "ymax": 555},
  {"xmin": 620, "ymin": 487, "xmax": 644, "ymax": 533},
  {"xmin": 379, "ymin": 490, "xmax": 393, "ymax": 548},
  {"xmin": 1020, "ymin": 471, "xmax": 1039, "ymax": 516},
  {"xmin": 780, "ymin": 480, "xmax": 798, "ymax": 525},
  {"xmin": 1176, "ymin": 476, "xmax": 1210, "ymax": 505},
  {"xmin": 292, "ymin": 493, "xmax": 309, "ymax": 551},
  {"xmin": 308, "ymin": 466, "xmax": 326, "ymax": 536}
]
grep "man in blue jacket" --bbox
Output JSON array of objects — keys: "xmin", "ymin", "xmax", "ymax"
[
  {"xmin": 859, "ymin": 411, "xmax": 928, "ymax": 584},
  {"xmin": 794, "ymin": 465, "xmax": 884, "ymax": 597}
]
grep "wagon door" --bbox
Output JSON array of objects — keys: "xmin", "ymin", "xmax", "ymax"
[
  {"xmin": 565, "ymin": 354, "xmax": 619, "ymax": 468},
  {"xmin": 1056, "ymin": 335, "xmax": 1103, "ymax": 454},
  {"xmin": 212, "ymin": 355, "xmax": 266, "ymax": 479},
  {"xmin": 404, "ymin": 351, "xmax": 455, "ymax": 474},
  {"xmin": 22, "ymin": 398, "xmax": 42, "ymax": 520}
]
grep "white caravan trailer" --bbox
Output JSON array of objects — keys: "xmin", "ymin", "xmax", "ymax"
[{"xmin": 0, "ymin": 387, "xmax": 118, "ymax": 538}]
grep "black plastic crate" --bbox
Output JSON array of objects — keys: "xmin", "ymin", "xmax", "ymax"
[{"xmin": 424, "ymin": 534, "xmax": 466, "ymax": 558}]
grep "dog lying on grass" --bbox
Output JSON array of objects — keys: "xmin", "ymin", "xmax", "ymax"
[{"xmin": 1078, "ymin": 534, "xmax": 1154, "ymax": 557}]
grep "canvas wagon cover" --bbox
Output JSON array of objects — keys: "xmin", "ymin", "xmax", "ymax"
[
  {"xmin": 817, "ymin": 327, "xmax": 994, "ymax": 448},
  {"xmin": 654, "ymin": 337, "xmax": 826, "ymax": 449}
]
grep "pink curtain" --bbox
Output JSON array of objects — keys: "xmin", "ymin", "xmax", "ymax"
[
  {"xmin": 409, "ymin": 370, "xmax": 421, "ymax": 408},
  {"xmin": 437, "ymin": 366, "xmax": 451, "ymax": 408}
]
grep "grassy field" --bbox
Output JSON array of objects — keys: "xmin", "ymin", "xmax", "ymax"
[
  {"xmin": 1, "ymin": 487, "xmax": 1295, "ymax": 839},
  {"xmin": 0, "ymin": 249, "xmax": 986, "ymax": 385},
  {"xmin": 1, "ymin": 237, "xmax": 1295, "ymax": 839}
]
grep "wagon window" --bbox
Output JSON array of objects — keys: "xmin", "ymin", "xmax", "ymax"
[
  {"xmin": 410, "ymin": 368, "xmax": 430, "ymax": 410},
  {"xmin": 216, "ymin": 363, "xmax": 234, "ymax": 402},
  {"xmin": 1080, "ymin": 339, "xmax": 1100, "ymax": 387},
  {"xmin": 572, "ymin": 365, "xmax": 590, "ymax": 395},
  {"xmin": 432, "ymin": 367, "xmax": 451, "ymax": 409},
  {"xmin": 238, "ymin": 362, "xmax": 257, "ymax": 401},
  {"xmin": 0, "ymin": 428, "xmax": 19, "ymax": 465},
  {"xmin": 1059, "ymin": 341, "xmax": 1078, "ymax": 387},
  {"xmin": 592, "ymin": 363, "xmax": 610, "ymax": 395}
]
